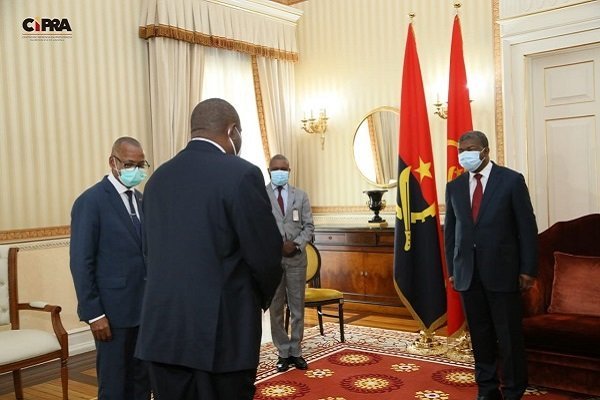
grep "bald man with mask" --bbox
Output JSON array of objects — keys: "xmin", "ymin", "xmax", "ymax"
[
  {"xmin": 70, "ymin": 137, "xmax": 151, "ymax": 400},
  {"xmin": 136, "ymin": 98, "xmax": 282, "ymax": 400}
]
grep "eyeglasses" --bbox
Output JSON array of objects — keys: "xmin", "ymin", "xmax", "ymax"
[{"xmin": 112, "ymin": 155, "xmax": 150, "ymax": 170}]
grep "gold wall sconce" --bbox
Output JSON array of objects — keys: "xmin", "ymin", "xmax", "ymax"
[
  {"xmin": 301, "ymin": 109, "xmax": 328, "ymax": 150},
  {"xmin": 433, "ymin": 100, "xmax": 448, "ymax": 119},
  {"xmin": 433, "ymin": 98, "xmax": 473, "ymax": 120}
]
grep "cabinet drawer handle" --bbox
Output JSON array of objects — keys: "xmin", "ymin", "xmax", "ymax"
[{"xmin": 328, "ymin": 236, "xmax": 333, "ymax": 240}]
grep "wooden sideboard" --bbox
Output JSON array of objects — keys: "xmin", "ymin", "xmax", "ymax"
[{"xmin": 313, "ymin": 226, "xmax": 403, "ymax": 308}]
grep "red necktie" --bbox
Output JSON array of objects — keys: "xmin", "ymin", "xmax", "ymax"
[
  {"xmin": 277, "ymin": 186, "xmax": 285, "ymax": 215},
  {"xmin": 472, "ymin": 173, "xmax": 483, "ymax": 221}
]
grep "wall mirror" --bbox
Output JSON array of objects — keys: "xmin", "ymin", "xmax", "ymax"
[{"xmin": 352, "ymin": 106, "xmax": 399, "ymax": 188}]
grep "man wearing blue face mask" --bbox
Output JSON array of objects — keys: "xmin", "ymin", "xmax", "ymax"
[
  {"xmin": 266, "ymin": 154, "xmax": 315, "ymax": 372},
  {"xmin": 70, "ymin": 137, "xmax": 151, "ymax": 400},
  {"xmin": 444, "ymin": 130, "xmax": 538, "ymax": 400}
]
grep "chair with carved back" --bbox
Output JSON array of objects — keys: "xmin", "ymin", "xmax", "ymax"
[
  {"xmin": 0, "ymin": 246, "xmax": 69, "ymax": 399},
  {"xmin": 286, "ymin": 242, "xmax": 345, "ymax": 342}
]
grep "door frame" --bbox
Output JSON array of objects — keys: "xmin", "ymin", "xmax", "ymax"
[{"xmin": 499, "ymin": 1, "xmax": 600, "ymax": 182}]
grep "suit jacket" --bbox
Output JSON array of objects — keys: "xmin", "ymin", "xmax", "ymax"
[
  {"xmin": 266, "ymin": 184, "xmax": 314, "ymax": 266},
  {"xmin": 70, "ymin": 176, "xmax": 146, "ymax": 328},
  {"xmin": 136, "ymin": 140, "xmax": 283, "ymax": 373},
  {"xmin": 444, "ymin": 163, "xmax": 538, "ymax": 292}
]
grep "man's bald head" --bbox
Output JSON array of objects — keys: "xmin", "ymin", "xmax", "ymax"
[{"xmin": 190, "ymin": 98, "xmax": 240, "ymax": 138}]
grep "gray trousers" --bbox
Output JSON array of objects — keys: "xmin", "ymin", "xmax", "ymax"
[{"xmin": 269, "ymin": 259, "xmax": 306, "ymax": 358}]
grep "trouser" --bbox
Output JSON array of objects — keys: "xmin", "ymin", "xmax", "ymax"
[
  {"xmin": 148, "ymin": 362, "xmax": 257, "ymax": 400},
  {"xmin": 461, "ymin": 272, "xmax": 527, "ymax": 400},
  {"xmin": 95, "ymin": 326, "xmax": 151, "ymax": 400},
  {"xmin": 269, "ymin": 260, "xmax": 307, "ymax": 358}
]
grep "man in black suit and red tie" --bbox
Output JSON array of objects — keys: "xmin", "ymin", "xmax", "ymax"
[
  {"xmin": 136, "ymin": 98, "xmax": 282, "ymax": 400},
  {"xmin": 444, "ymin": 130, "xmax": 538, "ymax": 400}
]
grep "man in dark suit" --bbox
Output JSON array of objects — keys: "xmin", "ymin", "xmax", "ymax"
[
  {"xmin": 70, "ymin": 137, "xmax": 151, "ymax": 400},
  {"xmin": 444, "ymin": 130, "xmax": 538, "ymax": 400},
  {"xmin": 136, "ymin": 98, "xmax": 283, "ymax": 400},
  {"xmin": 266, "ymin": 154, "xmax": 314, "ymax": 372}
]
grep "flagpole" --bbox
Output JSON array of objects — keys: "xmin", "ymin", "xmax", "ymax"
[{"xmin": 444, "ymin": 1, "xmax": 474, "ymax": 363}]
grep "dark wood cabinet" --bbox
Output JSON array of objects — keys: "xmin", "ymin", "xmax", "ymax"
[{"xmin": 313, "ymin": 226, "xmax": 402, "ymax": 307}]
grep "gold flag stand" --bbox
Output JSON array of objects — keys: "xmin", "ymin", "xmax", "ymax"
[
  {"xmin": 406, "ymin": 330, "xmax": 447, "ymax": 356},
  {"xmin": 446, "ymin": 330, "xmax": 475, "ymax": 363}
]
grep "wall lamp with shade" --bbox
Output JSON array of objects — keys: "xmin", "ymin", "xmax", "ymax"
[{"xmin": 301, "ymin": 109, "xmax": 328, "ymax": 150}]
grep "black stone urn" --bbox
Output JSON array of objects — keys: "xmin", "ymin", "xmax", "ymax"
[{"xmin": 363, "ymin": 189, "xmax": 388, "ymax": 226}]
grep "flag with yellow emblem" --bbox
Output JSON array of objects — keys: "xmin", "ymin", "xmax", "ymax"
[
  {"xmin": 445, "ymin": 14, "xmax": 472, "ymax": 336},
  {"xmin": 394, "ymin": 22, "xmax": 446, "ymax": 332}
]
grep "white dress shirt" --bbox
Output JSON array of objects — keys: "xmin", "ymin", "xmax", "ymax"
[{"xmin": 469, "ymin": 161, "xmax": 493, "ymax": 204}]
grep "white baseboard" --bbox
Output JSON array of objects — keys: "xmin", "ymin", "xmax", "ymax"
[{"xmin": 68, "ymin": 327, "xmax": 95, "ymax": 355}]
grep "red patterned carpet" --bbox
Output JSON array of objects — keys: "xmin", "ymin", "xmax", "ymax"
[{"xmin": 256, "ymin": 323, "xmax": 597, "ymax": 400}]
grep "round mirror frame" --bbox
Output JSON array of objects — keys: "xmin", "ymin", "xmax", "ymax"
[{"xmin": 352, "ymin": 106, "xmax": 400, "ymax": 189}]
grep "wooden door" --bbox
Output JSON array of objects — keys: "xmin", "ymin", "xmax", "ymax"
[{"xmin": 529, "ymin": 45, "xmax": 600, "ymax": 230}]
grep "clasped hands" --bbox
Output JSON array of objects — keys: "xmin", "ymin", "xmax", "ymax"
[{"xmin": 282, "ymin": 240, "xmax": 300, "ymax": 257}]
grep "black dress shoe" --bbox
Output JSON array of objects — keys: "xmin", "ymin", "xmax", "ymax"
[
  {"xmin": 276, "ymin": 357, "xmax": 290, "ymax": 372},
  {"xmin": 290, "ymin": 356, "xmax": 308, "ymax": 370}
]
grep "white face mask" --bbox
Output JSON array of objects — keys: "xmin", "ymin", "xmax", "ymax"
[{"xmin": 458, "ymin": 150, "xmax": 484, "ymax": 172}]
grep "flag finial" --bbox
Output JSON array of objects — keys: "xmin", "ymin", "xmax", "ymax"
[
  {"xmin": 408, "ymin": 12, "xmax": 415, "ymax": 22},
  {"xmin": 454, "ymin": 3, "xmax": 461, "ymax": 14}
]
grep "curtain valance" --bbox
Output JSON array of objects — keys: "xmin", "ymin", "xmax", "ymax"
[{"xmin": 139, "ymin": 0, "xmax": 302, "ymax": 62}]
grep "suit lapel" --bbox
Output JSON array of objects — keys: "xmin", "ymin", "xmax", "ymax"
[
  {"xmin": 266, "ymin": 184, "xmax": 284, "ymax": 218},
  {"xmin": 455, "ymin": 174, "xmax": 472, "ymax": 222},
  {"xmin": 476, "ymin": 164, "xmax": 501, "ymax": 223},
  {"xmin": 286, "ymin": 186, "xmax": 296, "ymax": 219},
  {"xmin": 103, "ymin": 177, "xmax": 141, "ymax": 242}
]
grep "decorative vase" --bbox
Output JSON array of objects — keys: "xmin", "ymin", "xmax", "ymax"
[{"xmin": 363, "ymin": 189, "xmax": 388, "ymax": 227}]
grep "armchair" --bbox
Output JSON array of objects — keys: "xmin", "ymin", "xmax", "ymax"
[{"xmin": 0, "ymin": 246, "xmax": 69, "ymax": 400}]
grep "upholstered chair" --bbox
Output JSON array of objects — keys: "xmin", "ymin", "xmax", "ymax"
[
  {"xmin": 286, "ymin": 242, "xmax": 345, "ymax": 342},
  {"xmin": 0, "ymin": 246, "xmax": 69, "ymax": 399}
]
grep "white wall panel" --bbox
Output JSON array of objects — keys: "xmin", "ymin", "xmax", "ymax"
[
  {"xmin": 293, "ymin": 0, "xmax": 495, "ymax": 211},
  {"xmin": 500, "ymin": 0, "xmax": 594, "ymax": 19},
  {"xmin": 0, "ymin": 0, "xmax": 151, "ymax": 230}
]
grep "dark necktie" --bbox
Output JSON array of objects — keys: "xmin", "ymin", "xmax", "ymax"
[
  {"xmin": 125, "ymin": 190, "xmax": 141, "ymax": 237},
  {"xmin": 277, "ymin": 186, "xmax": 285, "ymax": 215},
  {"xmin": 472, "ymin": 173, "xmax": 483, "ymax": 221}
]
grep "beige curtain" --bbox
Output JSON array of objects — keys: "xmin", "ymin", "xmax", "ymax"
[
  {"xmin": 255, "ymin": 57, "xmax": 297, "ymax": 178},
  {"xmin": 147, "ymin": 38, "xmax": 205, "ymax": 166},
  {"xmin": 140, "ymin": 0, "xmax": 301, "ymax": 168}
]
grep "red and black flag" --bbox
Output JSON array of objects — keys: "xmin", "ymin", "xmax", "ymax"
[
  {"xmin": 394, "ymin": 22, "xmax": 446, "ymax": 333},
  {"xmin": 445, "ymin": 14, "xmax": 472, "ymax": 336}
]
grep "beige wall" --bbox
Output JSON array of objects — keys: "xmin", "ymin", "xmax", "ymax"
[
  {"xmin": 15, "ymin": 240, "xmax": 84, "ymax": 333},
  {"xmin": 292, "ymin": 0, "xmax": 496, "ymax": 212},
  {"xmin": 0, "ymin": 0, "xmax": 151, "ymax": 231}
]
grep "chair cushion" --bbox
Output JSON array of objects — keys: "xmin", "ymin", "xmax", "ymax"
[
  {"xmin": 548, "ymin": 252, "xmax": 600, "ymax": 317},
  {"xmin": 0, "ymin": 329, "xmax": 61, "ymax": 364},
  {"xmin": 305, "ymin": 288, "xmax": 343, "ymax": 302},
  {"xmin": 523, "ymin": 313, "xmax": 600, "ymax": 358}
]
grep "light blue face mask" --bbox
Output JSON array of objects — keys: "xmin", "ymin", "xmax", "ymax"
[
  {"xmin": 119, "ymin": 167, "xmax": 147, "ymax": 187},
  {"xmin": 458, "ymin": 150, "xmax": 484, "ymax": 172},
  {"xmin": 271, "ymin": 170, "xmax": 289, "ymax": 186}
]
